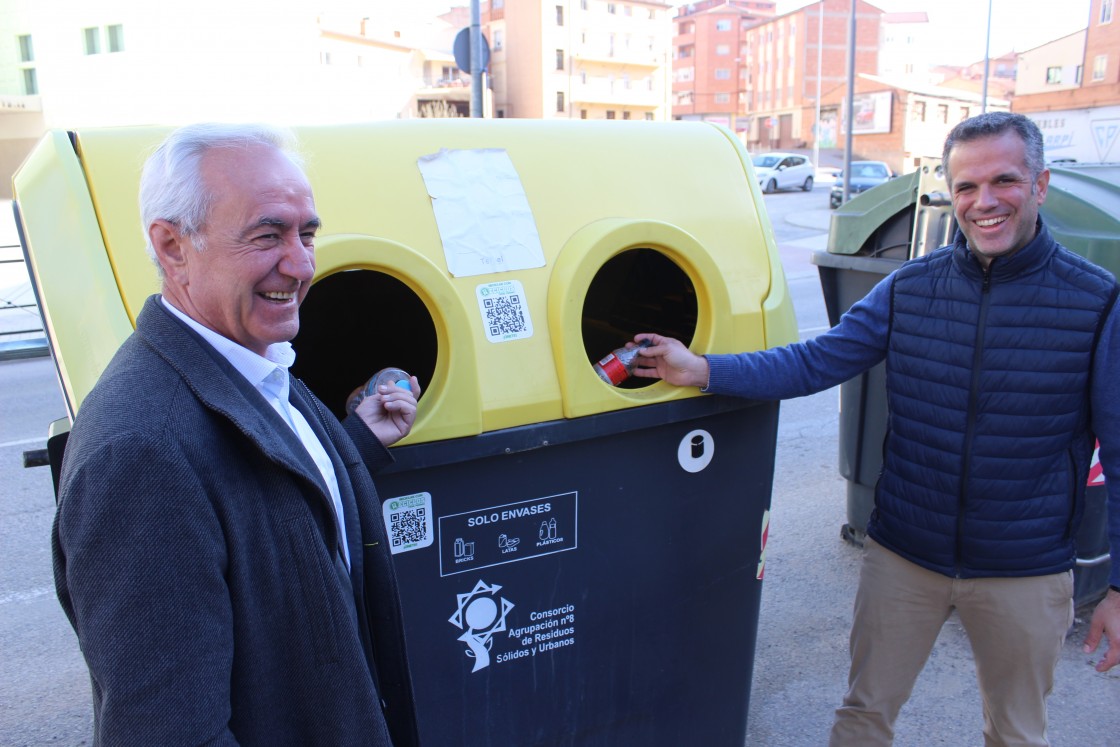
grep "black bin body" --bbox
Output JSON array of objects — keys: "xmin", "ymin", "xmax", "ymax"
[{"xmin": 374, "ymin": 396, "xmax": 778, "ymax": 746}]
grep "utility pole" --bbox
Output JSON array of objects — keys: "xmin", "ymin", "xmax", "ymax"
[
  {"xmin": 842, "ymin": 0, "xmax": 856, "ymax": 203},
  {"xmin": 471, "ymin": 0, "xmax": 483, "ymax": 118},
  {"xmin": 813, "ymin": 1, "xmax": 824, "ymax": 171},
  {"xmin": 981, "ymin": 0, "xmax": 992, "ymax": 114}
]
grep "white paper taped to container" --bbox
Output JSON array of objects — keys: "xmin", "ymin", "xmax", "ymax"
[{"xmin": 417, "ymin": 148, "xmax": 546, "ymax": 278}]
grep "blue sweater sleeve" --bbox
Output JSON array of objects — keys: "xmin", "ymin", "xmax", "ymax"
[
  {"xmin": 1090, "ymin": 298, "xmax": 1120, "ymax": 588},
  {"xmin": 704, "ymin": 270, "xmax": 894, "ymax": 400}
]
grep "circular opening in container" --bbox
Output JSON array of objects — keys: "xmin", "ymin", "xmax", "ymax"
[
  {"xmin": 581, "ymin": 248, "xmax": 697, "ymax": 389},
  {"xmin": 292, "ymin": 270, "xmax": 437, "ymax": 420}
]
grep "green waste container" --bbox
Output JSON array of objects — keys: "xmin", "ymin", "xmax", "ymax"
[{"xmin": 811, "ymin": 159, "xmax": 1119, "ymax": 610}]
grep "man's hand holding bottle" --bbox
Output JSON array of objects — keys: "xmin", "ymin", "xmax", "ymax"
[{"xmin": 630, "ymin": 334, "xmax": 711, "ymax": 389}]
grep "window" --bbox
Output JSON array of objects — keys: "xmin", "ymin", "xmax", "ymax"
[
  {"xmin": 556, "ymin": 5, "xmax": 564, "ymax": 25},
  {"xmin": 678, "ymin": 45, "xmax": 694, "ymax": 59},
  {"xmin": 556, "ymin": 91, "xmax": 565, "ymax": 112},
  {"xmin": 679, "ymin": 22, "xmax": 695, "ymax": 35},
  {"xmin": 715, "ymin": 44, "xmax": 730, "ymax": 55},
  {"xmin": 556, "ymin": 49, "xmax": 564, "ymax": 70},
  {"xmin": 960, "ymin": 107, "xmax": 970, "ymax": 121},
  {"xmin": 714, "ymin": 92, "xmax": 730, "ymax": 103},
  {"xmin": 606, "ymin": 110, "xmax": 616, "ymax": 119},
  {"xmin": 107, "ymin": 24, "xmax": 124, "ymax": 53},
  {"xmin": 1076, "ymin": 65, "xmax": 1083, "ymax": 84},
  {"xmin": 1102, "ymin": 0, "xmax": 1114, "ymax": 23},
  {"xmin": 83, "ymin": 26, "xmax": 100, "ymax": 54},
  {"xmin": 622, "ymin": 111, "xmax": 631, "ymax": 119},
  {"xmin": 18, "ymin": 34, "xmax": 33, "ymax": 62},
  {"xmin": 644, "ymin": 112, "xmax": 653, "ymax": 120},
  {"xmin": 715, "ymin": 19, "xmax": 732, "ymax": 31},
  {"xmin": 937, "ymin": 104, "xmax": 949, "ymax": 123},
  {"xmin": 581, "ymin": 0, "xmax": 588, "ymax": 9},
  {"xmin": 22, "ymin": 67, "xmax": 37, "ymax": 95},
  {"xmin": 1093, "ymin": 54, "xmax": 1107, "ymax": 81},
  {"xmin": 1046, "ymin": 66, "xmax": 1062, "ymax": 84},
  {"xmin": 911, "ymin": 101, "xmax": 926, "ymax": 122},
  {"xmin": 493, "ymin": 29, "xmax": 503, "ymax": 50},
  {"xmin": 714, "ymin": 68, "xmax": 731, "ymax": 80},
  {"xmin": 608, "ymin": 3, "xmax": 617, "ymax": 13},
  {"xmin": 580, "ymin": 109, "xmax": 587, "ymax": 119}
]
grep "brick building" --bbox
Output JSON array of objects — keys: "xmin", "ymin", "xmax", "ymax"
[
  {"xmin": 1012, "ymin": 0, "xmax": 1120, "ymax": 162},
  {"xmin": 818, "ymin": 73, "xmax": 1009, "ymax": 175},
  {"xmin": 672, "ymin": 0, "xmax": 883, "ymax": 151}
]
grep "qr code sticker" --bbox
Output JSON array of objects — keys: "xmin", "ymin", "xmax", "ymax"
[
  {"xmin": 484, "ymin": 295, "xmax": 527, "ymax": 337},
  {"xmin": 477, "ymin": 280, "xmax": 533, "ymax": 343},
  {"xmin": 382, "ymin": 492, "xmax": 434, "ymax": 554}
]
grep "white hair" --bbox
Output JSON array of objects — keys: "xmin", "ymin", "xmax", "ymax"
[{"xmin": 138, "ymin": 122, "xmax": 304, "ymax": 276}]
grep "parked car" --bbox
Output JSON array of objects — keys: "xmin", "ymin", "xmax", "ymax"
[
  {"xmin": 829, "ymin": 161, "xmax": 896, "ymax": 208},
  {"xmin": 752, "ymin": 152, "xmax": 817, "ymax": 193}
]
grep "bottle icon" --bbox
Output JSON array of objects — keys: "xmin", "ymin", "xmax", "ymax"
[
  {"xmin": 594, "ymin": 339, "xmax": 652, "ymax": 386},
  {"xmin": 347, "ymin": 367, "xmax": 412, "ymax": 412}
]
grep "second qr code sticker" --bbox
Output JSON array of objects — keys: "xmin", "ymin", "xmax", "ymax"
[
  {"xmin": 476, "ymin": 279, "xmax": 533, "ymax": 343},
  {"xmin": 383, "ymin": 492, "xmax": 434, "ymax": 555}
]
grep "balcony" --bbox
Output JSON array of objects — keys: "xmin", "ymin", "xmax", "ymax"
[
  {"xmin": 571, "ymin": 46, "xmax": 661, "ymax": 69},
  {"xmin": 569, "ymin": 79, "xmax": 662, "ymax": 108}
]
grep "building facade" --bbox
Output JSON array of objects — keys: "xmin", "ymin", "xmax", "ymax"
[
  {"xmin": 670, "ymin": 0, "xmax": 776, "ymax": 130},
  {"xmin": 0, "ymin": 1, "xmax": 496, "ymax": 197},
  {"xmin": 483, "ymin": 0, "xmax": 674, "ymax": 120},
  {"xmin": 1013, "ymin": 0, "xmax": 1120, "ymax": 163},
  {"xmin": 672, "ymin": 0, "xmax": 883, "ymax": 151},
  {"xmin": 818, "ymin": 73, "xmax": 1008, "ymax": 175}
]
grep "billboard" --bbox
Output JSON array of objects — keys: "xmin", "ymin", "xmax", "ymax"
[
  {"xmin": 844, "ymin": 91, "xmax": 892, "ymax": 135},
  {"xmin": 1028, "ymin": 106, "xmax": 1120, "ymax": 164}
]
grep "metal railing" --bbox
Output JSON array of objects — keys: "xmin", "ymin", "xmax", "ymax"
[{"xmin": 0, "ymin": 243, "xmax": 49, "ymax": 360}]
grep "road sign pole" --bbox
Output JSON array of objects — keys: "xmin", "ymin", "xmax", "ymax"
[{"xmin": 471, "ymin": 0, "xmax": 483, "ymax": 117}]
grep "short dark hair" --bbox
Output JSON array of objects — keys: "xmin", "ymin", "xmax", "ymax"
[{"xmin": 941, "ymin": 112, "xmax": 1045, "ymax": 187}]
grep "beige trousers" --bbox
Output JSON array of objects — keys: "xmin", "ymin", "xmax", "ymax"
[{"xmin": 829, "ymin": 537, "xmax": 1074, "ymax": 747}]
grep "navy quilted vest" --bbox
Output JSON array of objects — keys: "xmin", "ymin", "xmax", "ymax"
[{"xmin": 868, "ymin": 221, "xmax": 1118, "ymax": 578}]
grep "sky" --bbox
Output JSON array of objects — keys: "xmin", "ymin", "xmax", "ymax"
[{"xmin": 778, "ymin": 0, "xmax": 1093, "ymax": 67}]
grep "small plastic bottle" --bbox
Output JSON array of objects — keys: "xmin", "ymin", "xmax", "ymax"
[
  {"xmin": 593, "ymin": 339, "xmax": 652, "ymax": 386},
  {"xmin": 347, "ymin": 367, "xmax": 412, "ymax": 412},
  {"xmin": 364, "ymin": 367, "xmax": 412, "ymax": 397}
]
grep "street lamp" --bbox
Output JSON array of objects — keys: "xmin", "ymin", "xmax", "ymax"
[{"xmin": 813, "ymin": 0, "xmax": 823, "ymax": 171}]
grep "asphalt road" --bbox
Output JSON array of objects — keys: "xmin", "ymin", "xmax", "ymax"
[{"xmin": 1, "ymin": 185, "xmax": 1116, "ymax": 746}]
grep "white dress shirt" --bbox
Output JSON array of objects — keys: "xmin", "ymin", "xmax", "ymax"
[{"xmin": 160, "ymin": 297, "xmax": 350, "ymax": 569}]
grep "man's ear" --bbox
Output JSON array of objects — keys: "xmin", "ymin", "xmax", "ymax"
[{"xmin": 149, "ymin": 219, "xmax": 190, "ymax": 283}]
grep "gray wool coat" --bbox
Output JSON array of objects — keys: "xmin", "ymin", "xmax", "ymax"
[{"xmin": 53, "ymin": 295, "xmax": 419, "ymax": 746}]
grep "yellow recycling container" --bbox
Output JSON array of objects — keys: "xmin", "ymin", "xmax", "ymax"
[{"xmin": 15, "ymin": 119, "xmax": 796, "ymax": 746}]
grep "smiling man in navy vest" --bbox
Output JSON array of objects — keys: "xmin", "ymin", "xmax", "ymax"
[
  {"xmin": 53, "ymin": 123, "xmax": 421, "ymax": 746},
  {"xmin": 632, "ymin": 112, "xmax": 1120, "ymax": 746}
]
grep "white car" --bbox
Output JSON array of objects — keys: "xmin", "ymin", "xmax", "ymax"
[{"xmin": 752, "ymin": 152, "xmax": 816, "ymax": 193}]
